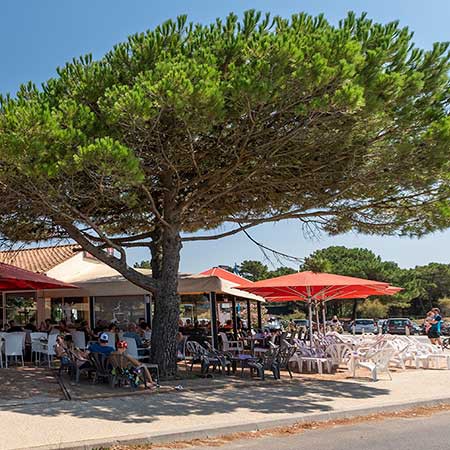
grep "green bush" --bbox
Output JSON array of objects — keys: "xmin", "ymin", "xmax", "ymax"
[{"xmin": 358, "ymin": 299, "xmax": 389, "ymax": 319}]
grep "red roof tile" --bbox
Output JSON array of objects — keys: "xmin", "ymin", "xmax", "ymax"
[{"xmin": 0, "ymin": 244, "xmax": 81, "ymax": 273}]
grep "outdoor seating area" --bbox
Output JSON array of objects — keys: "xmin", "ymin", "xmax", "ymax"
[{"xmin": 177, "ymin": 325, "xmax": 450, "ymax": 383}]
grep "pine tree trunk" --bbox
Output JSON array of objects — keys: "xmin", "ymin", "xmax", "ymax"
[{"xmin": 150, "ymin": 226, "xmax": 182, "ymax": 378}]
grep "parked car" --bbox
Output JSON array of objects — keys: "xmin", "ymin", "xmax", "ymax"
[
  {"xmin": 440, "ymin": 321, "xmax": 450, "ymax": 336},
  {"xmin": 384, "ymin": 318, "xmax": 417, "ymax": 335},
  {"xmin": 349, "ymin": 319, "xmax": 378, "ymax": 334},
  {"xmin": 264, "ymin": 317, "xmax": 284, "ymax": 331},
  {"xmin": 292, "ymin": 319, "xmax": 309, "ymax": 328},
  {"xmin": 290, "ymin": 319, "xmax": 318, "ymax": 332}
]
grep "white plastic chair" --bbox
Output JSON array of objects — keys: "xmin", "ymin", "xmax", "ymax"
[
  {"xmin": 105, "ymin": 332, "xmax": 117, "ymax": 350},
  {"xmin": 41, "ymin": 333, "xmax": 58, "ymax": 367},
  {"xmin": 30, "ymin": 332, "xmax": 48, "ymax": 364},
  {"xmin": 124, "ymin": 337, "xmax": 148, "ymax": 361},
  {"xmin": 219, "ymin": 332, "xmax": 243, "ymax": 354},
  {"xmin": 350, "ymin": 344, "xmax": 396, "ymax": 381},
  {"xmin": 72, "ymin": 331, "xmax": 86, "ymax": 350},
  {"xmin": 326, "ymin": 343, "xmax": 353, "ymax": 369},
  {"xmin": 4, "ymin": 333, "xmax": 25, "ymax": 368}
]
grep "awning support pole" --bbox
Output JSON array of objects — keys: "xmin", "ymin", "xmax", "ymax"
[
  {"xmin": 231, "ymin": 296, "xmax": 238, "ymax": 340},
  {"xmin": 257, "ymin": 301, "xmax": 262, "ymax": 331},
  {"xmin": 322, "ymin": 302, "xmax": 327, "ymax": 335},
  {"xmin": 210, "ymin": 292, "xmax": 219, "ymax": 349},
  {"xmin": 246, "ymin": 299, "xmax": 252, "ymax": 333}
]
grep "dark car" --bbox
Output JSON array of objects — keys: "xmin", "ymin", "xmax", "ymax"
[
  {"xmin": 385, "ymin": 318, "xmax": 416, "ymax": 335},
  {"xmin": 441, "ymin": 321, "xmax": 450, "ymax": 336}
]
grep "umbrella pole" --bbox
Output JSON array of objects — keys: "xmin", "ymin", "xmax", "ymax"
[
  {"xmin": 322, "ymin": 302, "xmax": 327, "ymax": 334},
  {"xmin": 315, "ymin": 301, "xmax": 320, "ymax": 337},
  {"xmin": 308, "ymin": 298, "xmax": 313, "ymax": 348}
]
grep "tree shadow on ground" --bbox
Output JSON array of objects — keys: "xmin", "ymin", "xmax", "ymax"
[{"xmin": 0, "ymin": 375, "xmax": 390, "ymax": 425}]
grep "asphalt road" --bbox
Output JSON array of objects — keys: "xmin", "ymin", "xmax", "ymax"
[{"xmin": 183, "ymin": 410, "xmax": 450, "ymax": 450}]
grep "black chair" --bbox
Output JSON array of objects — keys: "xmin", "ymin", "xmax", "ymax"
[
  {"xmin": 89, "ymin": 352, "xmax": 111, "ymax": 384},
  {"xmin": 66, "ymin": 349, "xmax": 93, "ymax": 383},
  {"xmin": 109, "ymin": 353, "xmax": 148, "ymax": 389},
  {"xmin": 278, "ymin": 341, "xmax": 297, "ymax": 379},
  {"xmin": 247, "ymin": 346, "xmax": 281, "ymax": 380}
]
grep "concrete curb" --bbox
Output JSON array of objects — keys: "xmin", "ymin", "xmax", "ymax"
[{"xmin": 20, "ymin": 397, "xmax": 450, "ymax": 450}]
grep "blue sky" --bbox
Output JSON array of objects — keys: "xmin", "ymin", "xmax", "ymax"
[{"xmin": 2, "ymin": 0, "xmax": 450, "ymax": 272}]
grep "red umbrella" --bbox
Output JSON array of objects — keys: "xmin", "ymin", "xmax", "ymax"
[
  {"xmin": 237, "ymin": 271, "xmax": 400, "ymax": 343},
  {"xmin": 237, "ymin": 271, "xmax": 390, "ymax": 300},
  {"xmin": 265, "ymin": 285, "xmax": 402, "ymax": 302},
  {"xmin": 0, "ymin": 262, "xmax": 78, "ymax": 291}
]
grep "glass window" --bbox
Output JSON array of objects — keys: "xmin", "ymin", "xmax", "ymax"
[
  {"xmin": 6, "ymin": 292, "xmax": 37, "ymax": 325},
  {"xmin": 94, "ymin": 296, "xmax": 145, "ymax": 329}
]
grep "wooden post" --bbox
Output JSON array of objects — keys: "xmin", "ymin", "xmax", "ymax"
[
  {"xmin": 210, "ymin": 292, "xmax": 219, "ymax": 349},
  {"xmin": 145, "ymin": 294, "xmax": 152, "ymax": 327},
  {"xmin": 89, "ymin": 296, "xmax": 95, "ymax": 328},
  {"xmin": 257, "ymin": 301, "xmax": 262, "ymax": 330},
  {"xmin": 246, "ymin": 299, "xmax": 252, "ymax": 333},
  {"xmin": 231, "ymin": 296, "xmax": 238, "ymax": 340}
]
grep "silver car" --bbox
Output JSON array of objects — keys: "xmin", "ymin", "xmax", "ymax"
[{"xmin": 350, "ymin": 318, "xmax": 378, "ymax": 334}]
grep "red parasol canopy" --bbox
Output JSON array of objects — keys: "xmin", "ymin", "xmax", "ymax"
[
  {"xmin": 0, "ymin": 262, "xmax": 78, "ymax": 291},
  {"xmin": 199, "ymin": 267, "xmax": 254, "ymax": 287},
  {"xmin": 265, "ymin": 285, "xmax": 402, "ymax": 302},
  {"xmin": 236, "ymin": 271, "xmax": 393, "ymax": 302}
]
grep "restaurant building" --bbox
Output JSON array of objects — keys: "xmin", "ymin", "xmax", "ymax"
[{"xmin": 0, "ymin": 245, "xmax": 264, "ymax": 345}]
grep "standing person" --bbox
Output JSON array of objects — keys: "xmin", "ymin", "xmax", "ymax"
[
  {"xmin": 428, "ymin": 308, "xmax": 442, "ymax": 346},
  {"xmin": 424, "ymin": 310, "xmax": 434, "ymax": 338}
]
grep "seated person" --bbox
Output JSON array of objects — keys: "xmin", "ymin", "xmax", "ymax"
[
  {"xmin": 88, "ymin": 333, "xmax": 115, "ymax": 356},
  {"xmin": 79, "ymin": 320, "xmax": 94, "ymax": 341},
  {"xmin": 56, "ymin": 335, "xmax": 91, "ymax": 372},
  {"xmin": 108, "ymin": 322, "xmax": 118, "ymax": 334},
  {"xmin": 6, "ymin": 320, "xmax": 24, "ymax": 333},
  {"xmin": 58, "ymin": 319, "xmax": 69, "ymax": 333},
  {"xmin": 139, "ymin": 322, "xmax": 151, "ymax": 339},
  {"xmin": 24, "ymin": 317, "xmax": 38, "ymax": 332},
  {"xmin": 93, "ymin": 319, "xmax": 108, "ymax": 335},
  {"xmin": 39, "ymin": 318, "xmax": 52, "ymax": 332},
  {"xmin": 109, "ymin": 340, "xmax": 155, "ymax": 388},
  {"xmin": 124, "ymin": 323, "xmax": 143, "ymax": 347},
  {"xmin": 222, "ymin": 319, "xmax": 233, "ymax": 330}
]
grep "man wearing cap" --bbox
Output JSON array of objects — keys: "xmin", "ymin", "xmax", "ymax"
[{"xmin": 88, "ymin": 332, "xmax": 115, "ymax": 356}]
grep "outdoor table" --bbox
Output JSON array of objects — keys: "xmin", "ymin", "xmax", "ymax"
[
  {"xmin": 230, "ymin": 354, "xmax": 259, "ymax": 376},
  {"xmin": 241, "ymin": 335, "xmax": 269, "ymax": 354}
]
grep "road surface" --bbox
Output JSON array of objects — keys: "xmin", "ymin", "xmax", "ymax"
[{"xmin": 184, "ymin": 410, "xmax": 450, "ymax": 450}]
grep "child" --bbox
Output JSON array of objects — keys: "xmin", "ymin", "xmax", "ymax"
[{"xmin": 424, "ymin": 310, "xmax": 434, "ymax": 335}]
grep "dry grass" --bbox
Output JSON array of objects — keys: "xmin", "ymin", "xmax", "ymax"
[{"xmin": 110, "ymin": 403, "xmax": 450, "ymax": 450}]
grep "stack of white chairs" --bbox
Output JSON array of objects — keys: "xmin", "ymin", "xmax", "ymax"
[{"xmin": 292, "ymin": 338, "xmax": 333, "ymax": 374}]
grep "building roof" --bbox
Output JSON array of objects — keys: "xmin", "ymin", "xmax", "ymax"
[
  {"xmin": 0, "ymin": 244, "xmax": 81, "ymax": 273},
  {"xmin": 199, "ymin": 267, "xmax": 254, "ymax": 286}
]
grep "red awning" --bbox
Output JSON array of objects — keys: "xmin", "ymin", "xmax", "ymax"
[{"xmin": 0, "ymin": 262, "xmax": 78, "ymax": 291}]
